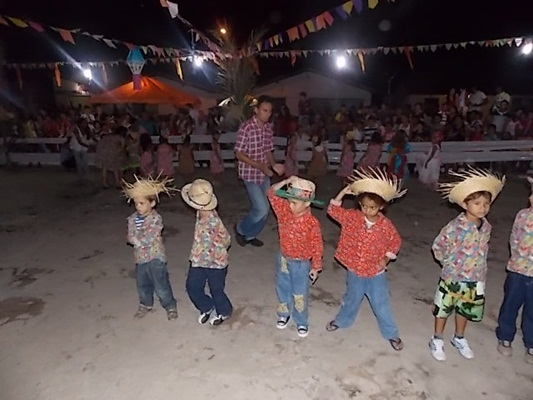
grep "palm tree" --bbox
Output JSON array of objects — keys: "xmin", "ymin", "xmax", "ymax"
[{"xmin": 213, "ymin": 29, "xmax": 266, "ymax": 126}]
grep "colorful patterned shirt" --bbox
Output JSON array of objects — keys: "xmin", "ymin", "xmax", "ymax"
[
  {"xmin": 507, "ymin": 207, "xmax": 533, "ymax": 277},
  {"xmin": 327, "ymin": 200, "xmax": 401, "ymax": 277},
  {"xmin": 127, "ymin": 210, "xmax": 166, "ymax": 264},
  {"xmin": 190, "ymin": 210, "xmax": 231, "ymax": 269},
  {"xmin": 432, "ymin": 213, "xmax": 491, "ymax": 282},
  {"xmin": 267, "ymin": 189, "xmax": 323, "ymax": 271},
  {"xmin": 234, "ymin": 116, "xmax": 274, "ymax": 184}
]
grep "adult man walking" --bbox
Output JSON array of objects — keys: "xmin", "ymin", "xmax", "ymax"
[{"xmin": 234, "ymin": 96, "xmax": 284, "ymax": 247}]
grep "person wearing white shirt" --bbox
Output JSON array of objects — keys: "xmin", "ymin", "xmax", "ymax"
[
  {"xmin": 468, "ymin": 87, "xmax": 487, "ymax": 113},
  {"xmin": 70, "ymin": 118, "xmax": 93, "ymax": 181}
]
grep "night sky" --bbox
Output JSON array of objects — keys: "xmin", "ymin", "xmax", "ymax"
[{"xmin": 1, "ymin": 0, "xmax": 532, "ymax": 101}]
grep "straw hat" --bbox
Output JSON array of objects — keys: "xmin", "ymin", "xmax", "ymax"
[
  {"xmin": 122, "ymin": 175, "xmax": 177, "ymax": 202},
  {"xmin": 439, "ymin": 167, "xmax": 505, "ymax": 207},
  {"xmin": 275, "ymin": 177, "xmax": 324, "ymax": 206},
  {"xmin": 348, "ymin": 167, "xmax": 407, "ymax": 202},
  {"xmin": 181, "ymin": 179, "xmax": 218, "ymax": 210}
]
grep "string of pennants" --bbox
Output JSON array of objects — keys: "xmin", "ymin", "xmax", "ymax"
[
  {"xmin": 257, "ymin": 0, "xmax": 393, "ymax": 52},
  {"xmin": 0, "ymin": 13, "xmax": 222, "ymax": 59},
  {"xmin": 257, "ymin": 36, "xmax": 530, "ymax": 71},
  {"xmin": 2, "ymin": 35, "xmax": 529, "ymax": 72}
]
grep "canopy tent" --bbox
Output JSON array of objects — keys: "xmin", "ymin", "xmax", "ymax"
[{"xmin": 90, "ymin": 76, "xmax": 201, "ymax": 107}]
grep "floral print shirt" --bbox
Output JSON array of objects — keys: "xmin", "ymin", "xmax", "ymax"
[
  {"xmin": 190, "ymin": 210, "xmax": 231, "ymax": 269},
  {"xmin": 327, "ymin": 200, "xmax": 401, "ymax": 277},
  {"xmin": 432, "ymin": 213, "xmax": 491, "ymax": 282},
  {"xmin": 507, "ymin": 207, "xmax": 533, "ymax": 277},
  {"xmin": 127, "ymin": 210, "xmax": 166, "ymax": 264},
  {"xmin": 267, "ymin": 189, "xmax": 324, "ymax": 271}
]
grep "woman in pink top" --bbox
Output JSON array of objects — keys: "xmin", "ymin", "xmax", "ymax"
[
  {"xmin": 283, "ymin": 133, "xmax": 299, "ymax": 178},
  {"xmin": 337, "ymin": 131, "xmax": 356, "ymax": 184},
  {"xmin": 140, "ymin": 142, "xmax": 155, "ymax": 177},
  {"xmin": 358, "ymin": 132, "xmax": 383, "ymax": 171},
  {"xmin": 156, "ymin": 136, "xmax": 175, "ymax": 178}
]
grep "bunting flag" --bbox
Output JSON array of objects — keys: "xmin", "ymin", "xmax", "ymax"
[
  {"xmin": 257, "ymin": 0, "xmax": 392, "ymax": 51},
  {"xmin": 357, "ymin": 51, "xmax": 365, "ymax": 72},
  {"xmin": 257, "ymin": 35, "xmax": 528, "ymax": 62},
  {"xmin": 404, "ymin": 46, "xmax": 414, "ymax": 70},
  {"xmin": 0, "ymin": 13, "xmax": 217, "ymax": 59},
  {"xmin": 175, "ymin": 58, "xmax": 183, "ymax": 80},
  {"xmin": 54, "ymin": 64, "xmax": 61, "ymax": 87}
]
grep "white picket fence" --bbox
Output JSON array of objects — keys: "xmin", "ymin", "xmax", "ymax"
[{"xmin": 2, "ymin": 133, "xmax": 533, "ymax": 168}]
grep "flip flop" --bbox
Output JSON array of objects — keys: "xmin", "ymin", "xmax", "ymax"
[
  {"xmin": 389, "ymin": 337, "xmax": 404, "ymax": 351},
  {"xmin": 326, "ymin": 321, "xmax": 339, "ymax": 332}
]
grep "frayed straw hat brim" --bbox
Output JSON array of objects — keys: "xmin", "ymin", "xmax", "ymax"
[
  {"xmin": 122, "ymin": 175, "xmax": 177, "ymax": 201},
  {"xmin": 439, "ymin": 168, "xmax": 505, "ymax": 207},
  {"xmin": 348, "ymin": 167, "xmax": 407, "ymax": 202}
]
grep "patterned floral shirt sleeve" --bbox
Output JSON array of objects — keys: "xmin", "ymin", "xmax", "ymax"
[
  {"xmin": 507, "ymin": 208, "xmax": 533, "ymax": 277},
  {"xmin": 327, "ymin": 199, "xmax": 349, "ymax": 226},
  {"xmin": 308, "ymin": 219, "xmax": 324, "ymax": 271}
]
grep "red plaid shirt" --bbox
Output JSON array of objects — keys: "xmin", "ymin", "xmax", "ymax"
[{"xmin": 234, "ymin": 117, "xmax": 274, "ymax": 184}]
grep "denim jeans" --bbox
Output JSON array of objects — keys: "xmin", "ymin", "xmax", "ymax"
[
  {"xmin": 275, "ymin": 253, "xmax": 311, "ymax": 328},
  {"xmin": 237, "ymin": 178, "xmax": 271, "ymax": 241},
  {"xmin": 185, "ymin": 266, "xmax": 233, "ymax": 317},
  {"xmin": 496, "ymin": 271, "xmax": 533, "ymax": 348},
  {"xmin": 136, "ymin": 259, "xmax": 177, "ymax": 310},
  {"xmin": 333, "ymin": 270, "xmax": 399, "ymax": 340},
  {"xmin": 73, "ymin": 150, "xmax": 89, "ymax": 179}
]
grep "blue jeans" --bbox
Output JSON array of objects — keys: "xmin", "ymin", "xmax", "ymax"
[
  {"xmin": 136, "ymin": 259, "xmax": 177, "ymax": 310},
  {"xmin": 275, "ymin": 253, "xmax": 311, "ymax": 328},
  {"xmin": 496, "ymin": 271, "xmax": 533, "ymax": 348},
  {"xmin": 185, "ymin": 266, "xmax": 233, "ymax": 317},
  {"xmin": 237, "ymin": 178, "xmax": 271, "ymax": 241},
  {"xmin": 333, "ymin": 270, "xmax": 399, "ymax": 340}
]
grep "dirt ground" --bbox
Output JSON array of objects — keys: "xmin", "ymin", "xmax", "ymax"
[{"xmin": 0, "ymin": 167, "xmax": 531, "ymax": 400}]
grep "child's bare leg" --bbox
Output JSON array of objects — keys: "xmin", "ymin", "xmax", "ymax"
[
  {"xmin": 454, "ymin": 313, "xmax": 468, "ymax": 336},
  {"xmin": 434, "ymin": 316, "xmax": 447, "ymax": 336}
]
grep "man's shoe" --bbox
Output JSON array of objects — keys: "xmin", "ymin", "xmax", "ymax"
[
  {"xmin": 248, "ymin": 238, "xmax": 264, "ymax": 247},
  {"xmin": 429, "ymin": 337, "xmax": 446, "ymax": 361},
  {"xmin": 233, "ymin": 224, "xmax": 247, "ymax": 247}
]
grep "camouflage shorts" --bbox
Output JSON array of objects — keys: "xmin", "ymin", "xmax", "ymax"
[{"xmin": 432, "ymin": 278, "xmax": 485, "ymax": 322}]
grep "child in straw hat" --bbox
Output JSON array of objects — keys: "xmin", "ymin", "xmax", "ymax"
[
  {"xmin": 325, "ymin": 168, "xmax": 405, "ymax": 351},
  {"xmin": 495, "ymin": 177, "xmax": 533, "ymax": 364},
  {"xmin": 123, "ymin": 176, "xmax": 178, "ymax": 320},
  {"xmin": 267, "ymin": 176, "xmax": 324, "ymax": 338},
  {"xmin": 429, "ymin": 167, "xmax": 505, "ymax": 361},
  {"xmin": 181, "ymin": 179, "xmax": 232, "ymax": 326}
]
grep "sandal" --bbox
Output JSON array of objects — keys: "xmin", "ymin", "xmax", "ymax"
[
  {"xmin": 325, "ymin": 321, "xmax": 339, "ymax": 332},
  {"xmin": 389, "ymin": 337, "xmax": 404, "ymax": 351}
]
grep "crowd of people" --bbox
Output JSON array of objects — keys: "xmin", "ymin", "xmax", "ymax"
[{"xmin": 121, "ymin": 94, "xmax": 532, "ymax": 363}]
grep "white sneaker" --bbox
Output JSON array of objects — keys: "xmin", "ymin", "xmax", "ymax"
[
  {"xmin": 451, "ymin": 336, "xmax": 475, "ymax": 359},
  {"xmin": 429, "ymin": 337, "xmax": 446, "ymax": 361},
  {"xmin": 198, "ymin": 309, "xmax": 212, "ymax": 324}
]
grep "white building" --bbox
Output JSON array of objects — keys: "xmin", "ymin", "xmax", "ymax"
[{"xmin": 254, "ymin": 70, "xmax": 372, "ymax": 115}]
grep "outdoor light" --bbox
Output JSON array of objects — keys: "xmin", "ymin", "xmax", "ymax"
[
  {"xmin": 220, "ymin": 28, "xmax": 227, "ymax": 35},
  {"xmin": 83, "ymin": 68, "xmax": 92, "ymax": 80},
  {"xmin": 336, "ymin": 55, "xmax": 347, "ymax": 69},
  {"xmin": 522, "ymin": 42, "xmax": 532, "ymax": 55},
  {"xmin": 193, "ymin": 56, "xmax": 203, "ymax": 67}
]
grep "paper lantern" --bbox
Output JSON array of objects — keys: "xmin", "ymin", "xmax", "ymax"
[{"xmin": 126, "ymin": 48, "xmax": 146, "ymax": 91}]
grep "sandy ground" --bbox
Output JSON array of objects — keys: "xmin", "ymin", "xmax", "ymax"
[{"xmin": 0, "ymin": 166, "xmax": 532, "ymax": 400}]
